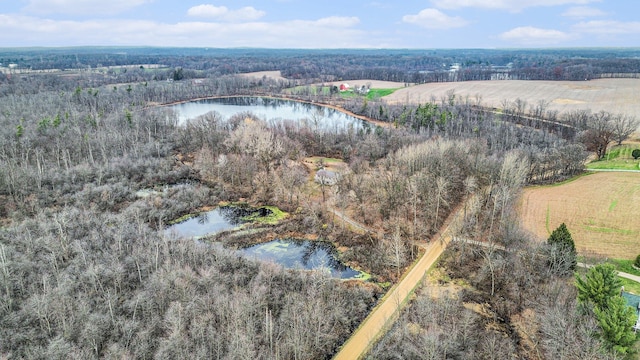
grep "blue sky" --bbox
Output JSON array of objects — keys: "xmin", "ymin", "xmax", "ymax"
[{"xmin": 0, "ymin": 0, "xmax": 638, "ymax": 48}]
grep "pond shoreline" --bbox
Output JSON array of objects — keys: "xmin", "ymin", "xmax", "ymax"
[{"xmin": 156, "ymin": 94, "xmax": 391, "ymax": 128}]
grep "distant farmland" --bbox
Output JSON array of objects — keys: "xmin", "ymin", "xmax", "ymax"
[
  {"xmin": 385, "ymin": 78, "xmax": 640, "ymax": 120},
  {"xmin": 519, "ymin": 172, "xmax": 640, "ymax": 260}
]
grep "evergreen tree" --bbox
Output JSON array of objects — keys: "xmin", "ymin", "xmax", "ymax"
[
  {"xmin": 593, "ymin": 295, "xmax": 637, "ymax": 355},
  {"xmin": 576, "ymin": 264, "xmax": 637, "ymax": 356},
  {"xmin": 547, "ymin": 223, "xmax": 577, "ymax": 270},
  {"xmin": 575, "ymin": 263, "xmax": 621, "ymax": 311}
]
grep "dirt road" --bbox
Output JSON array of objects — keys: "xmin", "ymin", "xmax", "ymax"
[{"xmin": 333, "ymin": 206, "xmax": 462, "ymax": 360}]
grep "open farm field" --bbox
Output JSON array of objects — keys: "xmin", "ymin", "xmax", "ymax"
[
  {"xmin": 519, "ymin": 172, "xmax": 640, "ymax": 259},
  {"xmin": 385, "ymin": 79, "xmax": 640, "ymax": 120},
  {"xmin": 238, "ymin": 70, "xmax": 287, "ymax": 80}
]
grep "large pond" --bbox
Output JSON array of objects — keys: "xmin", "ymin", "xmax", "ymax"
[
  {"xmin": 240, "ymin": 239, "xmax": 367, "ymax": 280},
  {"xmin": 169, "ymin": 96, "xmax": 369, "ymax": 131}
]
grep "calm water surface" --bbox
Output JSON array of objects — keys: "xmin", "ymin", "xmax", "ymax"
[
  {"xmin": 240, "ymin": 239, "xmax": 365, "ymax": 279},
  {"xmin": 169, "ymin": 96, "xmax": 367, "ymax": 131},
  {"xmin": 166, "ymin": 212, "xmax": 366, "ymax": 279},
  {"xmin": 164, "ymin": 207, "xmax": 248, "ymax": 239}
]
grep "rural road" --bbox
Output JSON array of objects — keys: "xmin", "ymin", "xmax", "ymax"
[
  {"xmin": 577, "ymin": 262, "xmax": 640, "ymax": 282},
  {"xmin": 332, "ymin": 205, "xmax": 463, "ymax": 360}
]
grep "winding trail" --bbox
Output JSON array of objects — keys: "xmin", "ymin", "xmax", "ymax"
[
  {"xmin": 333, "ymin": 204, "xmax": 463, "ymax": 360},
  {"xmin": 329, "ymin": 208, "xmax": 375, "ymax": 234}
]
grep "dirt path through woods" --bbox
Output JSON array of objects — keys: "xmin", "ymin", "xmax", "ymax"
[{"xmin": 333, "ymin": 204, "xmax": 463, "ymax": 360}]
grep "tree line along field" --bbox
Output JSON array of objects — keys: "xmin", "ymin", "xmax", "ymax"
[
  {"xmin": 378, "ymin": 76, "xmax": 640, "ymax": 262},
  {"xmin": 384, "ymin": 78, "xmax": 640, "ymax": 122},
  {"xmin": 519, "ymin": 172, "xmax": 640, "ymax": 260}
]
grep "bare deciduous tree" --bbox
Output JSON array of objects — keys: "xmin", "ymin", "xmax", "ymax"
[{"xmin": 611, "ymin": 114, "xmax": 639, "ymax": 146}]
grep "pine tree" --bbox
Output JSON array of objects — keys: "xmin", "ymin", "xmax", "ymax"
[
  {"xmin": 575, "ymin": 263, "xmax": 621, "ymax": 311},
  {"xmin": 548, "ymin": 223, "xmax": 577, "ymax": 270},
  {"xmin": 576, "ymin": 264, "xmax": 637, "ymax": 356},
  {"xmin": 593, "ymin": 295, "xmax": 637, "ymax": 355}
]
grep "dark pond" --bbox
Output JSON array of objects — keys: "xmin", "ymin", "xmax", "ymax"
[
  {"xmin": 169, "ymin": 96, "xmax": 368, "ymax": 131},
  {"xmin": 165, "ymin": 207, "xmax": 368, "ymax": 280},
  {"xmin": 239, "ymin": 239, "xmax": 368, "ymax": 280},
  {"xmin": 164, "ymin": 206, "xmax": 269, "ymax": 239}
]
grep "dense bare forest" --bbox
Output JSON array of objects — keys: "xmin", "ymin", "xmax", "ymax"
[{"xmin": 0, "ymin": 48, "xmax": 635, "ymax": 359}]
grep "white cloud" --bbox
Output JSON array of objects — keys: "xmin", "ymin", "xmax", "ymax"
[
  {"xmin": 562, "ymin": 6, "xmax": 607, "ymax": 18},
  {"xmin": 314, "ymin": 16, "xmax": 360, "ymax": 28},
  {"xmin": 187, "ymin": 5, "xmax": 265, "ymax": 22},
  {"xmin": 0, "ymin": 14, "xmax": 371, "ymax": 48},
  {"xmin": 432, "ymin": 0, "xmax": 598, "ymax": 11},
  {"xmin": 23, "ymin": 0, "xmax": 152, "ymax": 15},
  {"xmin": 573, "ymin": 20, "xmax": 640, "ymax": 35},
  {"xmin": 402, "ymin": 8, "xmax": 468, "ymax": 29},
  {"xmin": 499, "ymin": 26, "xmax": 574, "ymax": 45},
  {"xmin": 187, "ymin": 5, "xmax": 228, "ymax": 18}
]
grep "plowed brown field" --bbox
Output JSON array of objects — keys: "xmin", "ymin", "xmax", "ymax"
[
  {"xmin": 385, "ymin": 78, "xmax": 640, "ymax": 120},
  {"xmin": 519, "ymin": 172, "xmax": 640, "ymax": 259}
]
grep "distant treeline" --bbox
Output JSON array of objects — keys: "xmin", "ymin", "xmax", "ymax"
[{"xmin": 2, "ymin": 47, "xmax": 640, "ymax": 83}]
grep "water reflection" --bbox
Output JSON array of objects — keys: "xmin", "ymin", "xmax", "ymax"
[
  {"xmin": 240, "ymin": 239, "xmax": 364, "ymax": 279},
  {"xmin": 164, "ymin": 208, "xmax": 237, "ymax": 239},
  {"xmin": 169, "ymin": 96, "xmax": 366, "ymax": 131}
]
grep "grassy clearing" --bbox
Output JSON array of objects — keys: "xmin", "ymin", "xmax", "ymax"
[
  {"xmin": 619, "ymin": 277, "xmax": 640, "ymax": 295},
  {"xmin": 586, "ymin": 145, "xmax": 640, "ymax": 170},
  {"xmin": 284, "ymin": 86, "xmax": 400, "ymax": 100},
  {"xmin": 609, "ymin": 259, "xmax": 640, "ymax": 277},
  {"xmin": 366, "ymin": 88, "xmax": 399, "ymax": 100},
  {"xmin": 284, "ymin": 86, "xmax": 331, "ymax": 96},
  {"xmin": 304, "ymin": 156, "xmax": 346, "ymax": 172},
  {"xmin": 337, "ymin": 88, "xmax": 400, "ymax": 100}
]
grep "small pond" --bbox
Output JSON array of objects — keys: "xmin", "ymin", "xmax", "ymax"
[
  {"xmin": 239, "ymin": 239, "xmax": 367, "ymax": 280},
  {"xmin": 169, "ymin": 96, "xmax": 369, "ymax": 131},
  {"xmin": 164, "ymin": 206, "xmax": 271, "ymax": 239},
  {"xmin": 165, "ymin": 208, "xmax": 367, "ymax": 280}
]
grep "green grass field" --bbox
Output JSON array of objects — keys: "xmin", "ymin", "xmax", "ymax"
[
  {"xmin": 366, "ymin": 88, "xmax": 399, "ymax": 100},
  {"xmin": 619, "ymin": 277, "xmax": 640, "ymax": 295},
  {"xmin": 338, "ymin": 88, "xmax": 400, "ymax": 99},
  {"xmin": 283, "ymin": 86, "xmax": 400, "ymax": 100},
  {"xmin": 609, "ymin": 259, "xmax": 640, "ymax": 277},
  {"xmin": 586, "ymin": 145, "xmax": 640, "ymax": 170},
  {"xmin": 615, "ymin": 256, "xmax": 640, "ymax": 296}
]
